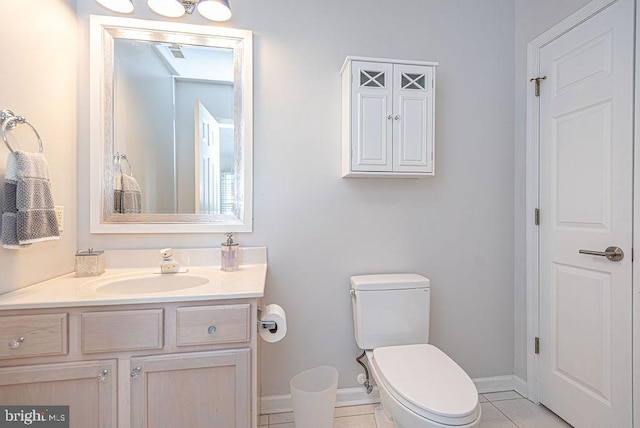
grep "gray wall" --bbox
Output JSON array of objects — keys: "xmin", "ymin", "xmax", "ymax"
[
  {"xmin": 115, "ymin": 40, "xmax": 175, "ymax": 213},
  {"xmin": 0, "ymin": 1, "xmax": 78, "ymax": 295},
  {"xmin": 78, "ymin": 0, "xmax": 516, "ymax": 396},
  {"xmin": 513, "ymin": 0, "xmax": 596, "ymax": 382}
]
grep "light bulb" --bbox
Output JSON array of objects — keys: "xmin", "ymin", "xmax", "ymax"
[
  {"xmin": 148, "ymin": 0, "xmax": 187, "ymax": 18},
  {"xmin": 95, "ymin": 0, "xmax": 134, "ymax": 14},
  {"xmin": 197, "ymin": 0, "xmax": 232, "ymax": 22}
]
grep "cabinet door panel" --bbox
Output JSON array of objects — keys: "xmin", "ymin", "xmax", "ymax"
[
  {"xmin": 351, "ymin": 61, "xmax": 393, "ymax": 172},
  {"xmin": 0, "ymin": 360, "xmax": 116, "ymax": 428},
  {"xmin": 131, "ymin": 349, "xmax": 250, "ymax": 428},
  {"xmin": 393, "ymin": 64, "xmax": 434, "ymax": 173}
]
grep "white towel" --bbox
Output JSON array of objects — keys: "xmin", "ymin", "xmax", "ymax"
[{"xmin": 1, "ymin": 151, "xmax": 60, "ymax": 249}]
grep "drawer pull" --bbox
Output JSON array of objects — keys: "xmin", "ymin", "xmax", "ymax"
[
  {"xmin": 131, "ymin": 366, "xmax": 142, "ymax": 378},
  {"xmin": 97, "ymin": 369, "xmax": 109, "ymax": 382},
  {"xmin": 207, "ymin": 325, "xmax": 217, "ymax": 335},
  {"xmin": 8, "ymin": 337, "xmax": 25, "ymax": 349}
]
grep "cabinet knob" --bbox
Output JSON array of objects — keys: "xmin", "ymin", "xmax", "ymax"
[
  {"xmin": 387, "ymin": 114, "xmax": 393, "ymax": 120},
  {"xmin": 394, "ymin": 114, "xmax": 401, "ymax": 120},
  {"xmin": 131, "ymin": 366, "xmax": 142, "ymax": 378},
  {"xmin": 8, "ymin": 337, "xmax": 25, "ymax": 349},
  {"xmin": 208, "ymin": 325, "xmax": 217, "ymax": 335},
  {"xmin": 97, "ymin": 369, "xmax": 109, "ymax": 382}
]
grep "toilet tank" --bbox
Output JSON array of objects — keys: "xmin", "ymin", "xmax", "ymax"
[{"xmin": 351, "ymin": 274, "xmax": 430, "ymax": 350}]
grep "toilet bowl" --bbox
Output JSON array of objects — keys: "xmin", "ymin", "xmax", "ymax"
[
  {"xmin": 350, "ymin": 274, "xmax": 481, "ymax": 428},
  {"xmin": 367, "ymin": 346, "xmax": 480, "ymax": 428}
]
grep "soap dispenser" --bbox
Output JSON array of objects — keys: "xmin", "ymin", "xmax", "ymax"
[{"xmin": 221, "ymin": 232, "xmax": 239, "ymax": 272}]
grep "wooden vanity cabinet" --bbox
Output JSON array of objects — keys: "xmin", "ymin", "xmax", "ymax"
[
  {"xmin": 0, "ymin": 359, "xmax": 117, "ymax": 427},
  {"xmin": 0, "ymin": 298, "xmax": 259, "ymax": 428},
  {"xmin": 130, "ymin": 349, "xmax": 250, "ymax": 427}
]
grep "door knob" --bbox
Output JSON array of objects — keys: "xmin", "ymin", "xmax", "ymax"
[{"xmin": 578, "ymin": 246, "xmax": 624, "ymax": 262}]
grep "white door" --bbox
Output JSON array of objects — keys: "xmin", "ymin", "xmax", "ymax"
[
  {"xmin": 195, "ymin": 101, "xmax": 221, "ymax": 214},
  {"xmin": 538, "ymin": 0, "xmax": 634, "ymax": 427},
  {"xmin": 393, "ymin": 64, "xmax": 434, "ymax": 173},
  {"xmin": 351, "ymin": 61, "xmax": 393, "ymax": 172}
]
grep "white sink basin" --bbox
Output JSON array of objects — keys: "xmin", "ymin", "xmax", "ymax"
[{"xmin": 94, "ymin": 273, "xmax": 209, "ymax": 295}]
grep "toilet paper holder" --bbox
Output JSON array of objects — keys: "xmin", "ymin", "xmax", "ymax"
[{"xmin": 258, "ymin": 307, "xmax": 278, "ymax": 333}]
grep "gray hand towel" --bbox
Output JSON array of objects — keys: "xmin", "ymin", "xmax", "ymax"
[
  {"xmin": 114, "ymin": 172, "xmax": 142, "ymax": 214},
  {"xmin": 1, "ymin": 151, "xmax": 60, "ymax": 249}
]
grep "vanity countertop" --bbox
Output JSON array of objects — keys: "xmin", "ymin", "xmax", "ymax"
[
  {"xmin": 0, "ymin": 265, "xmax": 266, "ymax": 310},
  {"xmin": 0, "ymin": 247, "xmax": 267, "ymax": 310}
]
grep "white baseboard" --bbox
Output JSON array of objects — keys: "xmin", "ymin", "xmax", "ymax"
[
  {"xmin": 473, "ymin": 375, "xmax": 516, "ymax": 394},
  {"xmin": 260, "ymin": 375, "xmax": 520, "ymax": 414},
  {"xmin": 513, "ymin": 376, "xmax": 528, "ymax": 398},
  {"xmin": 261, "ymin": 387, "xmax": 380, "ymax": 415}
]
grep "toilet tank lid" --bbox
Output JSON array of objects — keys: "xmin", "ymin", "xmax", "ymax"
[{"xmin": 350, "ymin": 274, "xmax": 430, "ymax": 291}]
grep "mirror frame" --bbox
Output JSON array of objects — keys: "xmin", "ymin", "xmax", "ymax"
[{"xmin": 89, "ymin": 15, "xmax": 253, "ymax": 233}]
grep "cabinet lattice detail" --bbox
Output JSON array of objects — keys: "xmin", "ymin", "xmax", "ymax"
[
  {"xmin": 401, "ymin": 73, "xmax": 426, "ymax": 90},
  {"xmin": 360, "ymin": 70, "xmax": 386, "ymax": 88}
]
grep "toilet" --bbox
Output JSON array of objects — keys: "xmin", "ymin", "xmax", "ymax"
[{"xmin": 351, "ymin": 273, "xmax": 481, "ymax": 428}]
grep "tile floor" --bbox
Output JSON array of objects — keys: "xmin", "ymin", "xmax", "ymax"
[{"xmin": 259, "ymin": 391, "xmax": 573, "ymax": 428}]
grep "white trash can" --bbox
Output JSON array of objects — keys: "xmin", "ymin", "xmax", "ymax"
[{"xmin": 290, "ymin": 366, "xmax": 338, "ymax": 428}]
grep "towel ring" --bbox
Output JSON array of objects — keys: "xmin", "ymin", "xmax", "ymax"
[
  {"xmin": 0, "ymin": 110, "xmax": 43, "ymax": 154},
  {"xmin": 115, "ymin": 153, "xmax": 133, "ymax": 176}
]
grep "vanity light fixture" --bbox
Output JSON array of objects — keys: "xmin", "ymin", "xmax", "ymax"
[
  {"xmin": 95, "ymin": 0, "xmax": 134, "ymax": 14},
  {"xmin": 197, "ymin": 0, "xmax": 233, "ymax": 22},
  {"xmin": 147, "ymin": 0, "xmax": 190, "ymax": 17},
  {"xmin": 96, "ymin": 0, "xmax": 232, "ymax": 22}
]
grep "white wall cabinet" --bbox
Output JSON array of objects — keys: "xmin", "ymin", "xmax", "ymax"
[
  {"xmin": 0, "ymin": 299, "xmax": 259, "ymax": 428},
  {"xmin": 341, "ymin": 57, "xmax": 438, "ymax": 177}
]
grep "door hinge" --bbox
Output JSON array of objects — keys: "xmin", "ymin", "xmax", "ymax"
[
  {"xmin": 535, "ymin": 337, "xmax": 540, "ymax": 354},
  {"xmin": 534, "ymin": 208, "xmax": 540, "ymax": 226},
  {"xmin": 530, "ymin": 76, "xmax": 547, "ymax": 97}
]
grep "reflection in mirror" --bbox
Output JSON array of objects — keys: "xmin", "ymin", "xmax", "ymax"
[
  {"xmin": 114, "ymin": 40, "xmax": 235, "ymax": 215},
  {"xmin": 89, "ymin": 16, "xmax": 253, "ymax": 233}
]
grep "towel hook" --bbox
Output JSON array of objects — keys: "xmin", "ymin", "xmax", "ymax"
[{"xmin": 0, "ymin": 110, "xmax": 43, "ymax": 154}]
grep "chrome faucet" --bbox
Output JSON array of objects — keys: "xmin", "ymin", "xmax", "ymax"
[{"xmin": 159, "ymin": 248, "xmax": 181, "ymax": 273}]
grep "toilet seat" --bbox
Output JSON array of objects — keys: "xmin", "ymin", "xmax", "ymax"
[{"xmin": 372, "ymin": 344, "xmax": 480, "ymax": 426}]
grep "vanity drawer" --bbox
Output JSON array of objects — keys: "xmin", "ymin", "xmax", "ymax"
[
  {"xmin": 82, "ymin": 309, "xmax": 164, "ymax": 353},
  {"xmin": 177, "ymin": 304, "xmax": 250, "ymax": 346},
  {"xmin": 0, "ymin": 313, "xmax": 68, "ymax": 359}
]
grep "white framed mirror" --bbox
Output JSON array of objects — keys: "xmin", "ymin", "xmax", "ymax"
[{"xmin": 89, "ymin": 15, "xmax": 253, "ymax": 233}]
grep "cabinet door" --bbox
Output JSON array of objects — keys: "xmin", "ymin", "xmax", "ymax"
[
  {"xmin": 131, "ymin": 349, "xmax": 250, "ymax": 428},
  {"xmin": 350, "ymin": 61, "xmax": 393, "ymax": 172},
  {"xmin": 393, "ymin": 64, "xmax": 434, "ymax": 173},
  {"xmin": 0, "ymin": 360, "xmax": 117, "ymax": 428}
]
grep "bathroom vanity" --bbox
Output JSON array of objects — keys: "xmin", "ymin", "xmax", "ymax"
[{"xmin": 0, "ymin": 248, "xmax": 267, "ymax": 428}]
